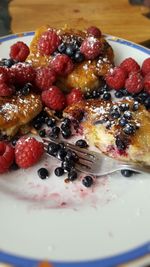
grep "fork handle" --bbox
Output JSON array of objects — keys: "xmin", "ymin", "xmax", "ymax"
[{"xmin": 116, "ymin": 162, "xmax": 150, "ymax": 174}]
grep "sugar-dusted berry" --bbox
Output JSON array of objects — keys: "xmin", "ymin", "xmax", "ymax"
[
  {"xmin": 141, "ymin": 58, "xmax": 150, "ymax": 76},
  {"xmin": 50, "ymin": 54, "xmax": 74, "ymax": 76},
  {"xmin": 0, "ymin": 142, "xmax": 15, "ymax": 173},
  {"xmin": 120, "ymin": 57, "xmax": 140, "ymax": 76},
  {"xmin": 144, "ymin": 72, "xmax": 150, "ymax": 94},
  {"xmin": 41, "ymin": 85, "xmax": 66, "ymax": 111},
  {"xmin": 125, "ymin": 72, "xmax": 143, "ymax": 94},
  {"xmin": 35, "ymin": 67, "xmax": 56, "ymax": 91},
  {"xmin": 80, "ymin": 37, "xmax": 102, "ymax": 60},
  {"xmin": 9, "ymin": 41, "xmax": 30, "ymax": 62},
  {"xmin": 38, "ymin": 29, "xmax": 61, "ymax": 56},
  {"xmin": 11, "ymin": 62, "xmax": 35, "ymax": 85},
  {"xmin": 105, "ymin": 67, "xmax": 126, "ymax": 90},
  {"xmin": 66, "ymin": 88, "xmax": 84, "ymax": 106},
  {"xmin": 87, "ymin": 26, "xmax": 101, "ymax": 38},
  {"xmin": 15, "ymin": 137, "xmax": 44, "ymax": 168}
]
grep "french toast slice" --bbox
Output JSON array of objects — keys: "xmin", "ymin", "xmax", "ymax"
[
  {"xmin": 0, "ymin": 93, "xmax": 42, "ymax": 138},
  {"xmin": 64, "ymin": 99, "xmax": 150, "ymax": 166},
  {"xmin": 27, "ymin": 25, "xmax": 114, "ymax": 92}
]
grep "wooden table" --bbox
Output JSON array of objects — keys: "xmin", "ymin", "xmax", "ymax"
[{"xmin": 9, "ymin": 0, "xmax": 150, "ymax": 44}]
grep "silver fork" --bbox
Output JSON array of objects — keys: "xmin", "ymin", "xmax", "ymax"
[{"xmin": 43, "ymin": 138, "xmax": 150, "ymax": 176}]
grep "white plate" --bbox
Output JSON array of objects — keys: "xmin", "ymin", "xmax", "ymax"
[{"xmin": 0, "ymin": 32, "xmax": 150, "ymax": 267}]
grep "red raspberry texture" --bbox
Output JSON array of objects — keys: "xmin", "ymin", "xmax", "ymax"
[
  {"xmin": 87, "ymin": 26, "xmax": 101, "ymax": 38},
  {"xmin": 80, "ymin": 37, "xmax": 102, "ymax": 60},
  {"xmin": 0, "ymin": 67, "xmax": 14, "ymax": 96},
  {"xmin": 10, "ymin": 41, "xmax": 30, "ymax": 62},
  {"xmin": 50, "ymin": 54, "xmax": 74, "ymax": 76},
  {"xmin": 10, "ymin": 63, "xmax": 35, "ymax": 85},
  {"xmin": 15, "ymin": 137, "xmax": 44, "ymax": 168},
  {"xmin": 42, "ymin": 86, "xmax": 66, "ymax": 111},
  {"xmin": 0, "ymin": 142, "xmax": 15, "ymax": 173},
  {"xmin": 144, "ymin": 72, "xmax": 150, "ymax": 94},
  {"xmin": 66, "ymin": 88, "xmax": 84, "ymax": 106},
  {"xmin": 125, "ymin": 72, "xmax": 143, "ymax": 94},
  {"xmin": 105, "ymin": 67, "xmax": 126, "ymax": 90},
  {"xmin": 38, "ymin": 29, "xmax": 61, "ymax": 56},
  {"xmin": 141, "ymin": 58, "xmax": 150, "ymax": 76},
  {"xmin": 120, "ymin": 57, "xmax": 140, "ymax": 76},
  {"xmin": 35, "ymin": 67, "xmax": 56, "ymax": 91}
]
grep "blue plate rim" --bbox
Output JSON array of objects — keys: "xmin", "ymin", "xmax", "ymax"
[{"xmin": 0, "ymin": 31, "xmax": 150, "ymax": 266}]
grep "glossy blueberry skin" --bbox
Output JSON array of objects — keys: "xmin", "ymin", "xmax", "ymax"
[
  {"xmin": 68, "ymin": 170, "xmax": 78, "ymax": 181},
  {"xmin": 47, "ymin": 142, "xmax": 60, "ymax": 156},
  {"xmin": 82, "ymin": 176, "xmax": 94, "ymax": 187},
  {"xmin": 38, "ymin": 168, "xmax": 49, "ymax": 179},
  {"xmin": 54, "ymin": 167, "xmax": 64, "ymax": 177},
  {"xmin": 75, "ymin": 139, "xmax": 88, "ymax": 148},
  {"xmin": 103, "ymin": 92, "xmax": 111, "ymax": 101},
  {"xmin": 119, "ymin": 117, "xmax": 128, "ymax": 127},
  {"xmin": 121, "ymin": 169, "xmax": 135, "ymax": 177},
  {"xmin": 123, "ymin": 124, "xmax": 136, "ymax": 135},
  {"xmin": 74, "ymin": 51, "xmax": 85, "ymax": 63},
  {"xmin": 39, "ymin": 129, "xmax": 46, "ymax": 137}
]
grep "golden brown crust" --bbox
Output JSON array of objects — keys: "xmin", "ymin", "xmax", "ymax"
[{"xmin": 0, "ymin": 93, "xmax": 42, "ymax": 137}]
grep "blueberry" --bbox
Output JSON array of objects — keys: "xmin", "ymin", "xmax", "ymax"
[
  {"xmin": 82, "ymin": 176, "xmax": 94, "ymax": 187},
  {"xmin": 119, "ymin": 117, "xmax": 128, "ymax": 127},
  {"xmin": 49, "ymin": 131, "xmax": 59, "ymax": 140},
  {"xmin": 123, "ymin": 124, "xmax": 136, "ymax": 135},
  {"xmin": 65, "ymin": 149, "xmax": 79, "ymax": 162},
  {"xmin": 39, "ymin": 129, "xmax": 46, "ymax": 137},
  {"xmin": 65, "ymin": 44, "xmax": 76, "ymax": 56},
  {"xmin": 61, "ymin": 128, "xmax": 72, "ymax": 138},
  {"xmin": 74, "ymin": 51, "xmax": 85, "ymax": 63},
  {"xmin": 144, "ymin": 97, "xmax": 150, "ymax": 109},
  {"xmin": 120, "ymin": 89, "xmax": 130, "ymax": 96},
  {"xmin": 92, "ymin": 90, "xmax": 100, "ymax": 99},
  {"xmin": 119, "ymin": 103, "xmax": 129, "ymax": 112},
  {"xmin": 61, "ymin": 159, "xmax": 75, "ymax": 172},
  {"xmin": 85, "ymin": 91, "xmax": 92, "ymax": 99},
  {"xmin": 38, "ymin": 168, "xmax": 49, "ymax": 179},
  {"xmin": 61, "ymin": 118, "xmax": 71, "ymax": 127},
  {"xmin": 123, "ymin": 111, "xmax": 132, "ymax": 120},
  {"xmin": 138, "ymin": 91, "xmax": 148, "ymax": 104},
  {"xmin": 57, "ymin": 148, "xmax": 67, "ymax": 161},
  {"xmin": 110, "ymin": 109, "xmax": 121, "ymax": 119},
  {"xmin": 58, "ymin": 43, "xmax": 66, "ymax": 53},
  {"xmin": 115, "ymin": 90, "xmax": 124, "ymax": 98},
  {"xmin": 46, "ymin": 118, "xmax": 56, "ymax": 127},
  {"xmin": 0, "ymin": 58, "xmax": 16, "ymax": 68},
  {"xmin": 21, "ymin": 83, "xmax": 32, "ymax": 96},
  {"xmin": 11, "ymin": 137, "xmax": 19, "ymax": 146},
  {"xmin": 75, "ymin": 139, "xmax": 88, "ymax": 148},
  {"xmin": 115, "ymin": 136, "xmax": 127, "ymax": 150},
  {"xmin": 47, "ymin": 142, "xmax": 60, "ymax": 156},
  {"xmin": 54, "ymin": 167, "xmax": 64, "ymax": 176},
  {"xmin": 68, "ymin": 170, "xmax": 78, "ymax": 181},
  {"xmin": 132, "ymin": 101, "xmax": 139, "ymax": 111},
  {"xmin": 52, "ymin": 126, "xmax": 60, "ymax": 135},
  {"xmin": 121, "ymin": 169, "xmax": 135, "ymax": 177},
  {"xmin": 103, "ymin": 92, "xmax": 111, "ymax": 101}
]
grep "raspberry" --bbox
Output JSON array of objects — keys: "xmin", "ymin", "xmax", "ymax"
[
  {"xmin": 141, "ymin": 58, "xmax": 150, "ymax": 76},
  {"xmin": 125, "ymin": 72, "xmax": 143, "ymax": 94},
  {"xmin": 35, "ymin": 67, "xmax": 56, "ymax": 91},
  {"xmin": 41, "ymin": 86, "xmax": 66, "ymax": 111},
  {"xmin": 66, "ymin": 88, "xmax": 84, "ymax": 106},
  {"xmin": 120, "ymin": 57, "xmax": 140, "ymax": 76},
  {"xmin": 87, "ymin": 26, "xmax": 101, "ymax": 38},
  {"xmin": 105, "ymin": 67, "xmax": 126, "ymax": 90},
  {"xmin": 80, "ymin": 37, "xmax": 102, "ymax": 60},
  {"xmin": 144, "ymin": 72, "xmax": 150, "ymax": 94},
  {"xmin": 11, "ymin": 63, "xmax": 35, "ymax": 85},
  {"xmin": 9, "ymin": 41, "xmax": 30, "ymax": 62},
  {"xmin": 15, "ymin": 137, "xmax": 44, "ymax": 168},
  {"xmin": 50, "ymin": 54, "xmax": 74, "ymax": 76},
  {"xmin": 0, "ymin": 83, "xmax": 14, "ymax": 96},
  {"xmin": 38, "ymin": 29, "xmax": 61, "ymax": 56},
  {"xmin": 0, "ymin": 66, "xmax": 11, "ymax": 82},
  {"xmin": 0, "ymin": 142, "xmax": 15, "ymax": 173}
]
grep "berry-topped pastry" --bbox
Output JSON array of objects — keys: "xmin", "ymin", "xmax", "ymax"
[{"xmin": 27, "ymin": 25, "xmax": 114, "ymax": 92}]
